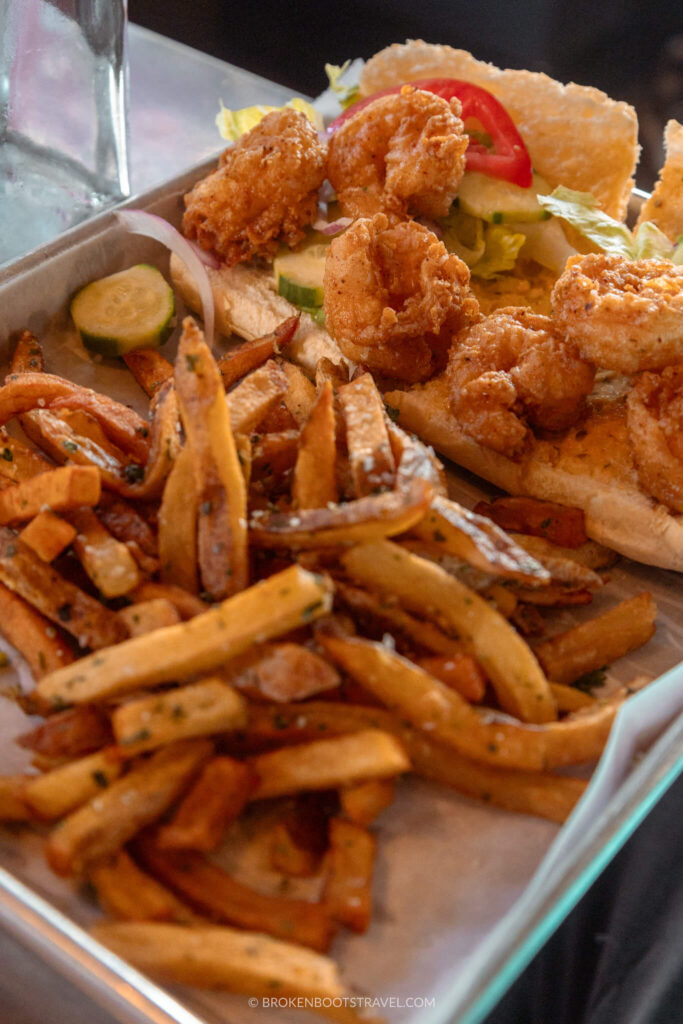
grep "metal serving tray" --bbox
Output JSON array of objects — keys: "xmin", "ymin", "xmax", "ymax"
[{"xmin": 0, "ymin": 167, "xmax": 681, "ymax": 1024}]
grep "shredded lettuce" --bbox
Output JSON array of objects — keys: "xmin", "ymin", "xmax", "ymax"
[
  {"xmin": 471, "ymin": 224, "xmax": 526, "ymax": 279},
  {"xmin": 216, "ymin": 98, "xmax": 322, "ymax": 142},
  {"xmin": 440, "ymin": 208, "xmax": 486, "ymax": 267},
  {"xmin": 440, "ymin": 209, "xmax": 526, "ymax": 277},
  {"xmin": 324, "ymin": 61, "xmax": 360, "ymax": 110}
]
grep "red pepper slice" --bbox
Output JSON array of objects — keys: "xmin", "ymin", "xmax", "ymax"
[{"xmin": 327, "ymin": 78, "xmax": 533, "ymax": 189}]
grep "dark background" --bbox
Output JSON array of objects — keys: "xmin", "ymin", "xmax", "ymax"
[{"xmin": 129, "ymin": 0, "xmax": 683, "ymax": 187}]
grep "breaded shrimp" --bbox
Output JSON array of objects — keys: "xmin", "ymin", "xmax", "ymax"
[
  {"xmin": 552, "ymin": 253, "xmax": 683, "ymax": 373},
  {"xmin": 447, "ymin": 308, "xmax": 595, "ymax": 455},
  {"xmin": 327, "ymin": 86, "xmax": 468, "ymax": 220},
  {"xmin": 323, "ymin": 214, "xmax": 479, "ymax": 383},
  {"xmin": 182, "ymin": 109, "xmax": 326, "ymax": 266},
  {"xmin": 627, "ymin": 365, "xmax": 683, "ymax": 512}
]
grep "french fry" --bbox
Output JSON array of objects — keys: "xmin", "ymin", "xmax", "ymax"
[
  {"xmin": 0, "ymin": 776, "xmax": 31, "ymax": 821},
  {"xmin": 339, "ymin": 779, "xmax": 395, "ymax": 827},
  {"xmin": 482, "ymin": 582, "xmax": 518, "ymax": 619},
  {"xmin": 280, "ymin": 361, "xmax": 317, "ymax": 425},
  {"xmin": 228, "ymin": 359, "xmax": 290, "ymax": 435},
  {"xmin": 21, "ymin": 408, "xmax": 129, "ymax": 493},
  {"xmin": 341, "ymin": 540, "xmax": 556, "ymax": 724},
  {"xmin": 130, "ymin": 581, "xmax": 206, "ymax": 620},
  {"xmin": 112, "ymin": 678, "xmax": 247, "ymax": 754},
  {"xmin": 474, "ymin": 497, "xmax": 588, "ymax": 548},
  {"xmin": 217, "ymin": 315, "xmax": 299, "ymax": 388},
  {"xmin": 158, "ymin": 444, "xmax": 199, "ymax": 594},
  {"xmin": 156, "ymin": 756, "xmax": 257, "ymax": 852},
  {"xmin": 339, "ymin": 374, "xmax": 395, "ymax": 498},
  {"xmin": 0, "ymin": 582, "xmax": 74, "ymax": 678},
  {"xmin": 123, "ymin": 349, "xmax": 174, "ymax": 398},
  {"xmin": 10, "ymin": 329, "xmax": 44, "ymax": 373},
  {"xmin": 249, "ymin": 730, "xmax": 410, "ymax": 800},
  {"xmin": 0, "ymin": 531, "xmax": 125, "ymax": 651},
  {"xmin": 512, "ymin": 584, "xmax": 594, "ymax": 607},
  {"xmin": 0, "ymin": 427, "xmax": 49, "ymax": 482},
  {"xmin": 45, "ymin": 739, "xmax": 212, "ymax": 876},
  {"xmin": 250, "ymin": 478, "xmax": 433, "ymax": 550},
  {"xmin": 176, "ymin": 318, "xmax": 248, "ymax": 599},
  {"xmin": 226, "ymin": 642, "xmax": 340, "ymax": 702},
  {"xmin": 550, "ymin": 682, "xmax": 596, "ymax": 713},
  {"xmin": 92, "ymin": 921, "xmax": 356, "ymax": 1018},
  {"xmin": 120, "ymin": 383, "xmax": 182, "ymax": 501},
  {"xmin": 89, "ymin": 849, "xmax": 194, "ymax": 922},
  {"xmin": 67, "ymin": 508, "xmax": 141, "ymax": 598},
  {"xmin": 411, "ymin": 495, "xmax": 551, "ymax": 584},
  {"xmin": 269, "ymin": 821, "xmax": 321, "ymax": 878},
  {"xmin": 292, "ymin": 380, "xmax": 337, "ymax": 509},
  {"xmin": 36, "ymin": 565, "xmax": 332, "ymax": 705},
  {"xmin": 136, "ymin": 840, "xmax": 336, "ymax": 952},
  {"xmin": 315, "ymin": 357, "xmax": 349, "ymax": 392},
  {"xmin": 323, "ymin": 818, "xmax": 376, "ymax": 933},
  {"xmin": 19, "ymin": 510, "xmax": 77, "ymax": 562},
  {"xmin": 416, "ymin": 654, "xmax": 487, "ymax": 703},
  {"xmin": 23, "ymin": 747, "xmax": 123, "ymax": 820},
  {"xmin": 251, "ymin": 429, "xmax": 300, "ymax": 481},
  {"xmin": 509, "ymin": 532, "xmax": 619, "ymax": 571},
  {"xmin": 387, "ymin": 422, "xmax": 447, "ymax": 498},
  {"xmin": 117, "ymin": 598, "xmax": 181, "ymax": 637},
  {"xmin": 534, "ymin": 592, "xmax": 657, "ymax": 685},
  {"xmin": 17, "ymin": 705, "xmax": 112, "ymax": 759},
  {"xmin": 96, "ymin": 495, "xmax": 158, "ymax": 559},
  {"xmin": 0, "ymin": 464, "xmax": 100, "ymax": 525}
]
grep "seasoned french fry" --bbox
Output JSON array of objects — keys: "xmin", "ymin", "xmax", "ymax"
[
  {"xmin": 0, "ymin": 531, "xmax": 125, "ymax": 651},
  {"xmin": 45, "ymin": 739, "xmax": 212, "ymax": 876},
  {"xmin": 341, "ymin": 540, "xmax": 556, "ymax": 724},
  {"xmin": 416, "ymin": 654, "xmax": 487, "ymax": 703},
  {"xmin": 339, "ymin": 374, "xmax": 395, "ymax": 498},
  {"xmin": 269, "ymin": 821, "xmax": 321, "ymax": 878},
  {"xmin": 23, "ymin": 748, "xmax": 123, "ymax": 819},
  {"xmin": 226, "ymin": 642, "xmax": 340, "ymax": 702},
  {"xmin": 176, "ymin": 318, "xmax": 248, "ymax": 599},
  {"xmin": 0, "ymin": 582, "xmax": 74, "ymax": 679},
  {"xmin": 217, "ymin": 316, "xmax": 299, "ymax": 388},
  {"xmin": 21, "ymin": 408, "xmax": 129, "ymax": 493},
  {"xmin": 387, "ymin": 422, "xmax": 447, "ymax": 497},
  {"xmin": 156, "ymin": 756, "xmax": 257, "ymax": 852},
  {"xmin": 534, "ymin": 592, "xmax": 657, "ymax": 685},
  {"xmin": 474, "ymin": 497, "xmax": 588, "ymax": 548},
  {"xmin": 250, "ymin": 479, "xmax": 433, "ymax": 550},
  {"xmin": 19, "ymin": 510, "xmax": 77, "ymax": 562},
  {"xmin": 550, "ymin": 682, "xmax": 596, "ymax": 713},
  {"xmin": 92, "ymin": 921, "xmax": 356, "ymax": 1018},
  {"xmin": 36, "ymin": 565, "xmax": 332, "ymax": 705},
  {"xmin": 251, "ymin": 429, "xmax": 300, "ymax": 481},
  {"xmin": 123, "ymin": 349, "xmax": 173, "ymax": 398},
  {"xmin": 509, "ymin": 532, "xmax": 619, "ymax": 571},
  {"xmin": 117, "ymin": 598, "xmax": 181, "ymax": 637},
  {"xmin": 315, "ymin": 357, "xmax": 349, "ymax": 392},
  {"xmin": 339, "ymin": 779, "xmax": 395, "ymax": 827},
  {"xmin": 136, "ymin": 840, "xmax": 336, "ymax": 952},
  {"xmin": 279, "ymin": 361, "xmax": 316, "ymax": 426},
  {"xmin": 10, "ymin": 330, "xmax": 44, "ymax": 373},
  {"xmin": 158, "ymin": 444, "xmax": 199, "ymax": 594},
  {"xmin": 0, "ymin": 776, "xmax": 31, "ymax": 821},
  {"xmin": 228, "ymin": 359, "xmax": 289, "ymax": 435},
  {"xmin": 112, "ymin": 678, "xmax": 247, "ymax": 754},
  {"xmin": 323, "ymin": 818, "xmax": 376, "ymax": 933},
  {"xmin": 96, "ymin": 495, "xmax": 158, "ymax": 559},
  {"xmin": 0, "ymin": 427, "xmax": 49, "ymax": 482},
  {"xmin": 0, "ymin": 464, "xmax": 100, "ymax": 525},
  {"xmin": 130, "ymin": 581, "xmax": 206, "ymax": 620},
  {"xmin": 89, "ymin": 849, "xmax": 194, "ymax": 922},
  {"xmin": 249, "ymin": 729, "xmax": 410, "ymax": 800},
  {"xmin": 293, "ymin": 380, "xmax": 337, "ymax": 509},
  {"xmin": 67, "ymin": 507, "xmax": 140, "ymax": 598},
  {"xmin": 17, "ymin": 705, "xmax": 112, "ymax": 759},
  {"xmin": 482, "ymin": 582, "xmax": 518, "ymax": 619}
]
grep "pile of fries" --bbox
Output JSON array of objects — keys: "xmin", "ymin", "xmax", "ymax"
[{"xmin": 0, "ymin": 315, "xmax": 658, "ymax": 1015}]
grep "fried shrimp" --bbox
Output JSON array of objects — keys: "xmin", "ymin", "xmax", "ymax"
[
  {"xmin": 552, "ymin": 253, "xmax": 683, "ymax": 373},
  {"xmin": 327, "ymin": 86, "xmax": 468, "ymax": 221},
  {"xmin": 627, "ymin": 365, "xmax": 683, "ymax": 512},
  {"xmin": 182, "ymin": 109, "xmax": 327, "ymax": 266},
  {"xmin": 323, "ymin": 214, "xmax": 479, "ymax": 382},
  {"xmin": 447, "ymin": 308, "xmax": 595, "ymax": 455}
]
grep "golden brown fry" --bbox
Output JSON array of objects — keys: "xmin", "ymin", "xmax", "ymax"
[
  {"xmin": 176, "ymin": 318, "xmax": 248, "ymax": 599},
  {"xmin": 156, "ymin": 756, "xmax": 256, "ymax": 852},
  {"xmin": 89, "ymin": 849, "xmax": 194, "ymax": 922},
  {"xmin": 23, "ymin": 748, "xmax": 123, "ymax": 820},
  {"xmin": 17, "ymin": 705, "xmax": 111, "ymax": 759},
  {"xmin": 121, "ymin": 383, "xmax": 182, "ymax": 500},
  {"xmin": 0, "ymin": 582, "xmax": 74, "ymax": 679},
  {"xmin": 509, "ymin": 533, "xmax": 619, "ymax": 571},
  {"xmin": 342, "ymin": 540, "xmax": 556, "ymax": 724},
  {"xmin": 96, "ymin": 495, "xmax": 158, "ymax": 558},
  {"xmin": 158, "ymin": 444, "xmax": 199, "ymax": 594},
  {"xmin": 315, "ymin": 357, "xmax": 349, "ymax": 392},
  {"xmin": 481, "ymin": 582, "xmax": 518, "ymax": 619},
  {"xmin": 20, "ymin": 408, "xmax": 129, "ymax": 493},
  {"xmin": 0, "ymin": 428, "xmax": 49, "ymax": 482},
  {"xmin": 117, "ymin": 598, "xmax": 181, "ymax": 637},
  {"xmin": 217, "ymin": 316, "xmax": 299, "ymax": 388},
  {"xmin": 251, "ymin": 429, "xmax": 300, "ymax": 481},
  {"xmin": 339, "ymin": 373, "xmax": 395, "ymax": 497},
  {"xmin": 130, "ymin": 582, "xmax": 206, "ymax": 620},
  {"xmin": 416, "ymin": 653, "xmax": 487, "ymax": 703},
  {"xmin": 250, "ymin": 478, "xmax": 433, "ymax": 550},
  {"xmin": 387, "ymin": 421, "xmax": 447, "ymax": 497},
  {"xmin": 123, "ymin": 349, "xmax": 174, "ymax": 398},
  {"xmin": 249, "ymin": 729, "xmax": 410, "ymax": 800},
  {"xmin": 45, "ymin": 739, "xmax": 212, "ymax": 876},
  {"xmin": 136, "ymin": 840, "xmax": 336, "ymax": 952},
  {"xmin": 228, "ymin": 359, "xmax": 289, "ymax": 434},
  {"xmin": 534, "ymin": 592, "xmax": 657, "ymax": 685},
  {"xmin": 269, "ymin": 821, "xmax": 320, "ymax": 878},
  {"xmin": 19, "ymin": 511, "xmax": 77, "ymax": 562},
  {"xmin": 10, "ymin": 330, "xmax": 44, "ymax": 374},
  {"xmin": 280, "ymin": 361, "xmax": 317, "ymax": 426},
  {"xmin": 0, "ymin": 465, "xmax": 100, "ymax": 526},
  {"xmin": 0, "ymin": 776, "xmax": 31, "ymax": 821},
  {"xmin": 474, "ymin": 497, "xmax": 588, "ymax": 548},
  {"xmin": 67, "ymin": 508, "xmax": 140, "ymax": 598},
  {"xmin": 36, "ymin": 565, "xmax": 332, "ymax": 705},
  {"xmin": 112, "ymin": 678, "xmax": 247, "ymax": 754},
  {"xmin": 226, "ymin": 642, "xmax": 340, "ymax": 702},
  {"xmin": 293, "ymin": 380, "xmax": 338, "ymax": 509},
  {"xmin": 323, "ymin": 818, "xmax": 375, "ymax": 933},
  {"xmin": 339, "ymin": 779, "xmax": 395, "ymax": 827},
  {"xmin": 0, "ymin": 530, "xmax": 125, "ymax": 651},
  {"xmin": 550, "ymin": 682, "xmax": 596, "ymax": 712}
]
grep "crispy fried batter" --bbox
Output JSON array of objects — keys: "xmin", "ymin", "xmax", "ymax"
[
  {"xmin": 324, "ymin": 214, "xmax": 478, "ymax": 382},
  {"xmin": 327, "ymin": 86, "xmax": 468, "ymax": 220},
  {"xmin": 552, "ymin": 253, "xmax": 683, "ymax": 373},
  {"xmin": 183, "ymin": 110, "xmax": 327, "ymax": 266},
  {"xmin": 447, "ymin": 307, "xmax": 595, "ymax": 455},
  {"xmin": 627, "ymin": 364, "xmax": 683, "ymax": 513}
]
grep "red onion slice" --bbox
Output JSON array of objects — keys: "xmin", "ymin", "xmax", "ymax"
[
  {"xmin": 116, "ymin": 210, "xmax": 215, "ymax": 347},
  {"xmin": 312, "ymin": 216, "xmax": 353, "ymax": 236}
]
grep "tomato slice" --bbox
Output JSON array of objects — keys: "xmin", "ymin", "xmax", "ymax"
[{"xmin": 327, "ymin": 78, "xmax": 533, "ymax": 189}]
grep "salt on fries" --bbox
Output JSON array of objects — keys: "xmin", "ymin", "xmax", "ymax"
[{"xmin": 0, "ymin": 309, "xmax": 660, "ymax": 1017}]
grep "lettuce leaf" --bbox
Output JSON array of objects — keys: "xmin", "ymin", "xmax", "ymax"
[
  {"xmin": 216, "ymin": 98, "xmax": 322, "ymax": 142},
  {"xmin": 632, "ymin": 220, "xmax": 679, "ymax": 260},
  {"xmin": 471, "ymin": 224, "xmax": 526, "ymax": 279},
  {"xmin": 325, "ymin": 61, "xmax": 360, "ymax": 110},
  {"xmin": 440, "ymin": 208, "xmax": 486, "ymax": 267}
]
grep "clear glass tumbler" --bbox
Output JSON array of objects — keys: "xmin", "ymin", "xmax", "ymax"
[{"xmin": 0, "ymin": 0, "xmax": 130, "ymax": 266}]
